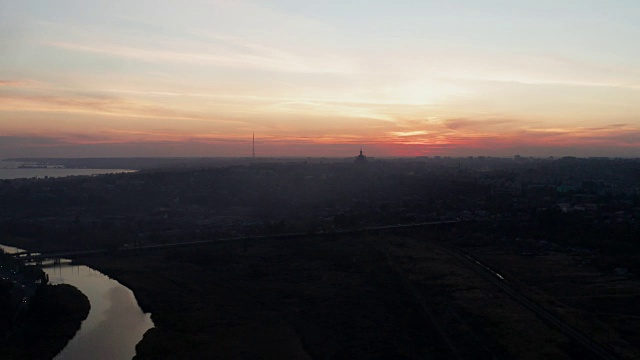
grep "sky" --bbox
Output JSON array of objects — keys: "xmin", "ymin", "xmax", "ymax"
[{"xmin": 1, "ymin": 0, "xmax": 639, "ymax": 158}]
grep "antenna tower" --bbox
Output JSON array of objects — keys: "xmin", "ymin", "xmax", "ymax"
[{"xmin": 252, "ymin": 132, "xmax": 255, "ymax": 158}]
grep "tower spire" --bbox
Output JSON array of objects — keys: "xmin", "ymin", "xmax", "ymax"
[
  {"xmin": 252, "ymin": 132, "xmax": 255, "ymax": 158},
  {"xmin": 355, "ymin": 146, "xmax": 367, "ymax": 164}
]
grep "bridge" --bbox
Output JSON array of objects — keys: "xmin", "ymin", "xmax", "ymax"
[{"xmin": 11, "ymin": 249, "xmax": 109, "ymax": 263}]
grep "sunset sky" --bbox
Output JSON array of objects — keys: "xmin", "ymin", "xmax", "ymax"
[{"xmin": 1, "ymin": 1, "xmax": 639, "ymax": 158}]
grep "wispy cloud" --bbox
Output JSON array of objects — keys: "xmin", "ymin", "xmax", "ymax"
[
  {"xmin": 443, "ymin": 118, "xmax": 518, "ymax": 132},
  {"xmin": 0, "ymin": 80, "xmax": 45, "ymax": 88},
  {"xmin": 45, "ymin": 38, "xmax": 354, "ymax": 74},
  {"xmin": 3, "ymin": 119, "xmax": 639, "ymax": 158},
  {"xmin": 389, "ymin": 130, "xmax": 429, "ymax": 137},
  {"xmin": 0, "ymin": 92, "xmax": 247, "ymax": 125},
  {"xmin": 442, "ymin": 75, "xmax": 640, "ymax": 91},
  {"xmin": 0, "ymin": 80, "xmax": 20, "ymax": 87},
  {"xmin": 264, "ymin": 100, "xmax": 395, "ymax": 122},
  {"xmin": 376, "ymin": 114, "xmax": 640, "ymax": 154}
]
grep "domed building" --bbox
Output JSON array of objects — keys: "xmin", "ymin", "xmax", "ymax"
[{"xmin": 354, "ymin": 147, "xmax": 368, "ymax": 164}]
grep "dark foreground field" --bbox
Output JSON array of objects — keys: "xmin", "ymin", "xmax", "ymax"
[
  {"xmin": 83, "ymin": 232, "xmax": 638, "ymax": 360},
  {"xmin": 88, "ymin": 234, "xmax": 447, "ymax": 359},
  {"xmin": 1, "ymin": 284, "xmax": 90, "ymax": 360}
]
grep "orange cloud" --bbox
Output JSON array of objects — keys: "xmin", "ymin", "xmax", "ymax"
[
  {"xmin": 443, "ymin": 118, "xmax": 519, "ymax": 131},
  {"xmin": 45, "ymin": 39, "xmax": 354, "ymax": 74},
  {"xmin": 3, "ymin": 124, "xmax": 640, "ymax": 159},
  {"xmin": 0, "ymin": 80, "xmax": 31, "ymax": 88},
  {"xmin": 0, "ymin": 93, "xmax": 247, "ymax": 126}
]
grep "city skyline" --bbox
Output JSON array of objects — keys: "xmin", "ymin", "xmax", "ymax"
[{"xmin": 1, "ymin": 1, "xmax": 640, "ymax": 158}]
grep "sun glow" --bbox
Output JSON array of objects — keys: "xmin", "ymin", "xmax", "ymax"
[{"xmin": 1, "ymin": 1, "xmax": 639, "ymax": 157}]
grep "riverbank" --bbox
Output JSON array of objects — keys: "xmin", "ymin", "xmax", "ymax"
[
  {"xmin": 79, "ymin": 231, "xmax": 640, "ymax": 359},
  {"xmin": 1, "ymin": 242, "xmax": 153, "ymax": 360},
  {"xmin": 81, "ymin": 235, "xmax": 449, "ymax": 359},
  {"xmin": 7, "ymin": 230, "xmax": 638, "ymax": 359},
  {"xmin": 1, "ymin": 284, "xmax": 90, "ymax": 360}
]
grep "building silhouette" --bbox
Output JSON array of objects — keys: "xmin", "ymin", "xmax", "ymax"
[{"xmin": 354, "ymin": 147, "xmax": 368, "ymax": 164}]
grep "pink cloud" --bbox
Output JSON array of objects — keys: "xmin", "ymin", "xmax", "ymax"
[{"xmin": 0, "ymin": 80, "xmax": 26, "ymax": 87}]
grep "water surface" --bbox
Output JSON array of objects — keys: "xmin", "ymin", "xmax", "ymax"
[
  {"xmin": 0, "ymin": 161, "xmax": 135, "ymax": 180},
  {"xmin": 0, "ymin": 244, "xmax": 154, "ymax": 360}
]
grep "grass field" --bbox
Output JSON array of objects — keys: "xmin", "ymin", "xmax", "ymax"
[{"xmin": 80, "ymin": 232, "xmax": 637, "ymax": 359}]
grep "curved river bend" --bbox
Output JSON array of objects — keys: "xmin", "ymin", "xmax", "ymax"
[{"xmin": 1, "ymin": 244, "xmax": 154, "ymax": 360}]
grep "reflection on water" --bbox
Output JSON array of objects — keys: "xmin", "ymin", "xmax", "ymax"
[
  {"xmin": 0, "ymin": 244, "xmax": 21, "ymax": 254},
  {"xmin": 1, "ymin": 244, "xmax": 154, "ymax": 360},
  {"xmin": 50, "ymin": 265, "xmax": 154, "ymax": 360}
]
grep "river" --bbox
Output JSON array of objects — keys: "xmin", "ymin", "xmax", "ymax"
[{"xmin": 0, "ymin": 244, "xmax": 154, "ymax": 360}]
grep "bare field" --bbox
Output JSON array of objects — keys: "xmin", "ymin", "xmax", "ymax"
[
  {"xmin": 75, "ymin": 233, "xmax": 633, "ymax": 359},
  {"xmin": 84, "ymin": 236, "xmax": 449, "ymax": 359},
  {"xmin": 385, "ymin": 236, "xmax": 594, "ymax": 360},
  {"xmin": 464, "ymin": 244, "xmax": 640, "ymax": 360}
]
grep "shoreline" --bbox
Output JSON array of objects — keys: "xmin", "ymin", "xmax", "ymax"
[
  {"xmin": 4, "ymin": 231, "xmax": 639, "ymax": 359},
  {"xmin": 73, "ymin": 257, "xmax": 159, "ymax": 358},
  {"xmin": 1, "ymin": 241, "xmax": 155, "ymax": 359},
  {"xmin": 72, "ymin": 258, "xmax": 155, "ymax": 318},
  {"xmin": 0, "ymin": 248, "xmax": 90, "ymax": 360}
]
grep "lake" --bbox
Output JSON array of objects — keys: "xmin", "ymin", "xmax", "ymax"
[{"xmin": 0, "ymin": 161, "xmax": 135, "ymax": 180}]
